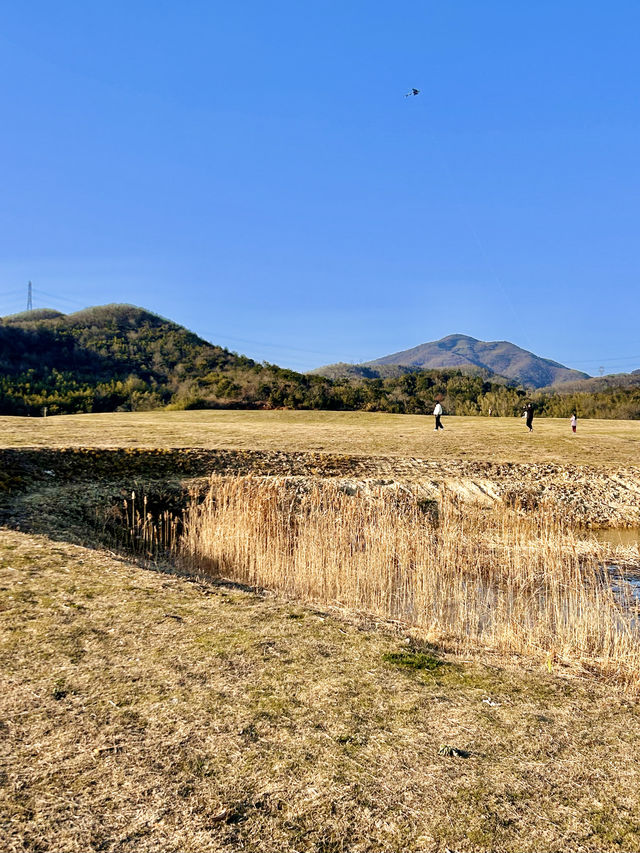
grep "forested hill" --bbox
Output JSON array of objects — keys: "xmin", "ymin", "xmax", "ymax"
[
  {"xmin": 1, "ymin": 304, "xmax": 639, "ymax": 418},
  {"xmin": 1, "ymin": 304, "xmax": 243, "ymax": 383},
  {"xmin": 0, "ymin": 304, "xmax": 318, "ymax": 414}
]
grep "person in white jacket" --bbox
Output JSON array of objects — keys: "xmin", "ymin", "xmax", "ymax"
[{"xmin": 433, "ymin": 401, "xmax": 444, "ymax": 431}]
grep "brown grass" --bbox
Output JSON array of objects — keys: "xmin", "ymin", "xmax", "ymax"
[
  {"xmin": 177, "ymin": 478, "xmax": 640, "ymax": 687},
  {"xmin": 2, "ymin": 411, "xmax": 640, "ymax": 849},
  {"xmin": 1, "ymin": 409, "xmax": 639, "ymax": 467},
  {"xmin": 5, "ymin": 527, "xmax": 640, "ymax": 851}
]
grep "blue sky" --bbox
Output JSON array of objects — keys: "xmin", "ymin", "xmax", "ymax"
[{"xmin": 0, "ymin": 1, "xmax": 639, "ymax": 374}]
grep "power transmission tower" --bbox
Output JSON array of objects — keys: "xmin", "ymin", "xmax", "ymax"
[{"xmin": 27, "ymin": 281, "xmax": 33, "ymax": 311}]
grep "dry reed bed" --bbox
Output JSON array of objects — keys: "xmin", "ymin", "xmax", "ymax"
[{"xmin": 130, "ymin": 476, "xmax": 640, "ymax": 688}]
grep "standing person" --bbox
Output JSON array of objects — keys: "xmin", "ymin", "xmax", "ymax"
[
  {"xmin": 524, "ymin": 402, "xmax": 534, "ymax": 432},
  {"xmin": 433, "ymin": 400, "xmax": 444, "ymax": 431},
  {"xmin": 570, "ymin": 411, "xmax": 577, "ymax": 433}
]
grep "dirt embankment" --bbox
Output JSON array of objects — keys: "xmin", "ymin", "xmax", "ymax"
[{"xmin": 0, "ymin": 447, "xmax": 638, "ymax": 528}]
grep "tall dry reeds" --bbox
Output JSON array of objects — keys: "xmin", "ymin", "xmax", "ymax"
[{"xmin": 175, "ymin": 477, "xmax": 640, "ymax": 686}]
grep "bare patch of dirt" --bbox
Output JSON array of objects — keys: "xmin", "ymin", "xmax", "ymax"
[{"xmin": 1, "ymin": 447, "xmax": 639, "ymax": 528}]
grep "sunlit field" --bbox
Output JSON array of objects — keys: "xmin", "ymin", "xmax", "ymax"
[
  {"xmin": 1, "ymin": 409, "xmax": 639, "ymax": 467},
  {"xmin": 6, "ymin": 525, "xmax": 640, "ymax": 852},
  {"xmin": 3, "ymin": 409, "xmax": 640, "ymax": 851}
]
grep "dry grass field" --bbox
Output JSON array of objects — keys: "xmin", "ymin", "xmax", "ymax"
[
  {"xmin": 2, "ymin": 410, "xmax": 640, "ymax": 851},
  {"xmin": 4, "ymin": 528, "xmax": 640, "ymax": 853},
  {"xmin": 1, "ymin": 409, "xmax": 639, "ymax": 467}
]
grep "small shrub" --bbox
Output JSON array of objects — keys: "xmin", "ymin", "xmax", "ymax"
[{"xmin": 51, "ymin": 678, "xmax": 68, "ymax": 700}]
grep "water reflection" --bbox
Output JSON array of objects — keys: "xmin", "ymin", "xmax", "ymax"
[{"xmin": 592, "ymin": 528, "xmax": 640, "ymax": 548}]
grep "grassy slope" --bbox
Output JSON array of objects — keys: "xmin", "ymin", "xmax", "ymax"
[
  {"xmin": 3, "ymin": 529, "xmax": 640, "ymax": 852},
  {"xmin": 1, "ymin": 410, "xmax": 639, "ymax": 467}
]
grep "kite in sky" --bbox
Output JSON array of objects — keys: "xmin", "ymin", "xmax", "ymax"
[{"xmin": 405, "ymin": 88, "xmax": 420, "ymax": 97}]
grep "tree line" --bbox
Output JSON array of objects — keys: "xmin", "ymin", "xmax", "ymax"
[
  {"xmin": 2, "ymin": 363, "xmax": 639, "ymax": 420},
  {"xmin": 1, "ymin": 305, "xmax": 638, "ymax": 419}
]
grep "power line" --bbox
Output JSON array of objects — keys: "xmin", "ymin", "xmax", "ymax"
[
  {"xmin": 0, "ymin": 296, "xmax": 28, "ymax": 307},
  {"xmin": 201, "ymin": 329, "xmax": 340, "ymax": 359},
  {"xmin": 33, "ymin": 288, "xmax": 87, "ymax": 308},
  {"xmin": 571, "ymin": 354, "xmax": 640, "ymax": 365},
  {"xmin": 0, "ymin": 296, "xmax": 30, "ymax": 311}
]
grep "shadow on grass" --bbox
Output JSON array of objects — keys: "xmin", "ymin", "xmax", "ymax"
[{"xmin": 0, "ymin": 477, "xmax": 258, "ymax": 596}]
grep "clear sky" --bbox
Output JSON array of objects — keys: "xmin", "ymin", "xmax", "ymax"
[{"xmin": 1, "ymin": 1, "xmax": 639, "ymax": 374}]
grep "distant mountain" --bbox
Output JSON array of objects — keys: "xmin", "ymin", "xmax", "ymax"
[
  {"xmin": 541, "ymin": 370, "xmax": 640, "ymax": 394},
  {"xmin": 314, "ymin": 334, "xmax": 590, "ymax": 389}
]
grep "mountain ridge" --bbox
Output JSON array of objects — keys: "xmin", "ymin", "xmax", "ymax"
[{"xmin": 314, "ymin": 334, "xmax": 590, "ymax": 389}]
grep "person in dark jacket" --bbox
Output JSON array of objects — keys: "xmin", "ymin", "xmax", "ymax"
[{"xmin": 524, "ymin": 402, "xmax": 534, "ymax": 432}]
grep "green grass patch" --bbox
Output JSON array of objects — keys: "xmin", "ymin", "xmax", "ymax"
[{"xmin": 382, "ymin": 649, "xmax": 445, "ymax": 672}]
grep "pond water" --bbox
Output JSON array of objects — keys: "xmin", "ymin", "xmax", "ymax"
[
  {"xmin": 591, "ymin": 528, "xmax": 640, "ymax": 548},
  {"xmin": 580, "ymin": 528, "xmax": 640, "ymax": 605}
]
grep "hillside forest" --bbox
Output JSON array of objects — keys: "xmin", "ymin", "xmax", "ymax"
[{"xmin": 1, "ymin": 305, "xmax": 639, "ymax": 419}]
